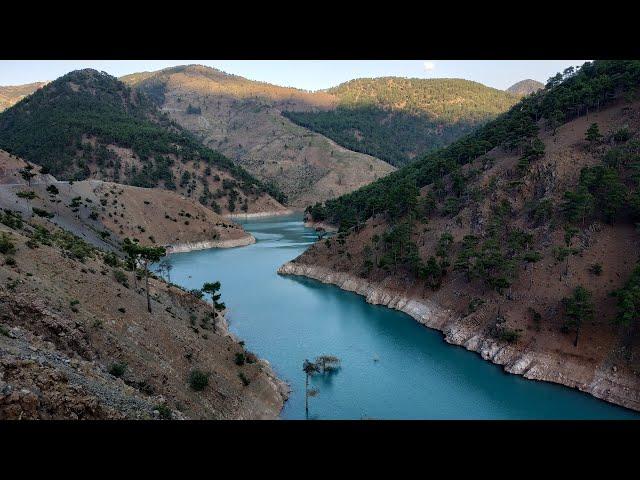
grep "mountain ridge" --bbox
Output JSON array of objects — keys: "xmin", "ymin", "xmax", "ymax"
[
  {"xmin": 284, "ymin": 76, "xmax": 519, "ymax": 166},
  {"xmin": 0, "ymin": 69, "xmax": 287, "ymax": 216},
  {"xmin": 123, "ymin": 65, "xmax": 394, "ymax": 207}
]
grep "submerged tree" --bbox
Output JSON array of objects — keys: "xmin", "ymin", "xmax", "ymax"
[
  {"xmin": 314, "ymin": 355, "xmax": 341, "ymax": 374},
  {"xmin": 302, "ymin": 359, "xmax": 320, "ymax": 420},
  {"xmin": 301, "ymin": 354, "xmax": 342, "ymax": 419}
]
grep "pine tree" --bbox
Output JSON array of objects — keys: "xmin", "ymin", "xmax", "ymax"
[
  {"xmin": 585, "ymin": 122, "xmax": 603, "ymax": 145},
  {"xmin": 562, "ymin": 286, "xmax": 594, "ymax": 347}
]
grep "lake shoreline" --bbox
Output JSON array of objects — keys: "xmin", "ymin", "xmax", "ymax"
[
  {"xmin": 225, "ymin": 209, "xmax": 296, "ymax": 220},
  {"xmin": 278, "ymin": 261, "xmax": 640, "ymax": 413},
  {"xmin": 166, "ymin": 234, "xmax": 256, "ymax": 254}
]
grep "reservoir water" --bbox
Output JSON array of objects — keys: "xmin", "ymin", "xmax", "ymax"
[{"xmin": 165, "ymin": 214, "xmax": 638, "ymax": 419}]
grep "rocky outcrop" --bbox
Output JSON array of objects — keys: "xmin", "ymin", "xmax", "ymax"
[
  {"xmin": 278, "ymin": 261, "xmax": 640, "ymax": 412},
  {"xmin": 166, "ymin": 234, "xmax": 256, "ymax": 254}
]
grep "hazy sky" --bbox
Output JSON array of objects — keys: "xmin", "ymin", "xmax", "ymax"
[{"xmin": 0, "ymin": 60, "xmax": 586, "ymax": 91}]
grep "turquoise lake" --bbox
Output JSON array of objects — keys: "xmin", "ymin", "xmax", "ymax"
[{"xmin": 165, "ymin": 214, "xmax": 638, "ymax": 419}]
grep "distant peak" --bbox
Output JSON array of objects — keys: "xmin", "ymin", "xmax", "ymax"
[{"xmin": 506, "ymin": 79, "xmax": 544, "ymax": 96}]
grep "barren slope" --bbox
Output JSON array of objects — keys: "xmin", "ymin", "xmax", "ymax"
[
  {"xmin": 0, "ymin": 151, "xmax": 255, "ymax": 252},
  {"xmin": 0, "ymin": 82, "xmax": 46, "ymax": 112},
  {"xmin": 123, "ymin": 65, "xmax": 395, "ymax": 207},
  {"xmin": 0, "ymin": 217, "xmax": 287, "ymax": 419}
]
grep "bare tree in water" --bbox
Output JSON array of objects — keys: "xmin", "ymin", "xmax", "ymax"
[
  {"xmin": 302, "ymin": 359, "xmax": 319, "ymax": 420},
  {"xmin": 302, "ymin": 355, "xmax": 341, "ymax": 419}
]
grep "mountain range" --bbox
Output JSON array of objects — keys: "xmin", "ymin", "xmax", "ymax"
[
  {"xmin": 0, "ymin": 69, "xmax": 287, "ymax": 216},
  {"xmin": 0, "ymin": 67, "xmax": 541, "ymax": 209},
  {"xmin": 2, "ymin": 60, "xmax": 638, "ymax": 417}
]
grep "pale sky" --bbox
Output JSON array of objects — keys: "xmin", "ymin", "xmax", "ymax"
[{"xmin": 0, "ymin": 60, "xmax": 586, "ymax": 92}]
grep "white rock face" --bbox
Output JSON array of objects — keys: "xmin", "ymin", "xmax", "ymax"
[
  {"xmin": 224, "ymin": 210, "xmax": 294, "ymax": 220},
  {"xmin": 166, "ymin": 234, "xmax": 256, "ymax": 254},
  {"xmin": 278, "ymin": 261, "xmax": 640, "ymax": 412}
]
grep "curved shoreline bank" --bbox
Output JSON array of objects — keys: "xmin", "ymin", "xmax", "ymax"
[
  {"xmin": 278, "ymin": 261, "xmax": 640, "ymax": 413},
  {"xmin": 166, "ymin": 234, "xmax": 256, "ymax": 254},
  {"xmin": 225, "ymin": 209, "xmax": 295, "ymax": 220}
]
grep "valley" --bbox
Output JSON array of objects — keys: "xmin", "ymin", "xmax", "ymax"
[{"xmin": 1, "ymin": 59, "xmax": 639, "ymax": 419}]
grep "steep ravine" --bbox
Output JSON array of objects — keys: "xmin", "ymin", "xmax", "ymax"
[{"xmin": 278, "ymin": 261, "xmax": 640, "ymax": 412}]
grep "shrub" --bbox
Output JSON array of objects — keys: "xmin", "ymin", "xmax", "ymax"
[
  {"xmin": 189, "ymin": 289, "xmax": 204, "ymax": 299},
  {"xmin": 589, "ymin": 263, "xmax": 603, "ymax": 276},
  {"xmin": 498, "ymin": 328, "xmax": 521, "ymax": 343},
  {"xmin": 46, "ymin": 185, "xmax": 59, "ymax": 195},
  {"xmin": 4, "ymin": 257, "xmax": 16, "ymax": 266},
  {"xmin": 234, "ymin": 352, "xmax": 246, "ymax": 366},
  {"xmin": 16, "ymin": 191, "xmax": 37, "ymax": 199},
  {"xmin": 238, "ymin": 372, "xmax": 250, "ymax": 386},
  {"xmin": 0, "ymin": 233, "xmax": 16, "ymax": 254},
  {"xmin": 104, "ymin": 252, "xmax": 119, "ymax": 267},
  {"xmin": 155, "ymin": 404, "xmax": 172, "ymax": 420},
  {"xmin": 522, "ymin": 251, "xmax": 542, "ymax": 263},
  {"xmin": 467, "ymin": 297, "xmax": 485, "ymax": 314},
  {"xmin": 32, "ymin": 207, "xmax": 54, "ymax": 218},
  {"xmin": 189, "ymin": 370, "xmax": 209, "ymax": 391},
  {"xmin": 245, "ymin": 352, "xmax": 258, "ymax": 364},
  {"xmin": 108, "ymin": 362, "xmax": 127, "ymax": 377},
  {"xmin": 1, "ymin": 210, "xmax": 23, "ymax": 230},
  {"xmin": 0, "ymin": 324, "xmax": 10, "ymax": 337},
  {"xmin": 612, "ymin": 127, "xmax": 631, "ymax": 143}
]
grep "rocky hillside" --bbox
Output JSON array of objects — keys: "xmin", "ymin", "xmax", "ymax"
[
  {"xmin": 0, "ymin": 150, "xmax": 254, "ymax": 253},
  {"xmin": 0, "ymin": 70, "xmax": 287, "ymax": 216},
  {"xmin": 507, "ymin": 79, "xmax": 544, "ymax": 97},
  {"xmin": 122, "ymin": 65, "xmax": 395, "ymax": 207},
  {"xmin": 284, "ymin": 77, "xmax": 519, "ymax": 167},
  {"xmin": 0, "ymin": 82, "xmax": 45, "ymax": 112},
  {"xmin": 0, "ymin": 221, "xmax": 287, "ymax": 419},
  {"xmin": 0, "ymin": 152, "xmax": 288, "ymax": 419},
  {"xmin": 288, "ymin": 60, "xmax": 640, "ymax": 411}
]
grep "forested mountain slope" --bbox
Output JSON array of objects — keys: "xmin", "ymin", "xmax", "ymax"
[
  {"xmin": 283, "ymin": 77, "xmax": 519, "ymax": 167},
  {"xmin": 123, "ymin": 65, "xmax": 394, "ymax": 207},
  {"xmin": 0, "ymin": 70, "xmax": 286, "ymax": 216},
  {"xmin": 291, "ymin": 60, "xmax": 640, "ymax": 411}
]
